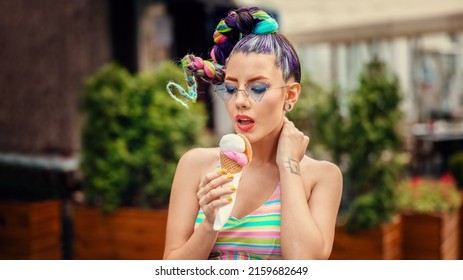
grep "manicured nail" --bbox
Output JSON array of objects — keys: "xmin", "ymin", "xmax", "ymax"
[
  {"xmin": 227, "ymin": 173, "xmax": 234, "ymax": 179},
  {"xmin": 230, "ymin": 186, "xmax": 236, "ymax": 191},
  {"xmin": 227, "ymin": 196, "xmax": 233, "ymax": 202},
  {"xmin": 220, "ymin": 169, "xmax": 227, "ymax": 175}
]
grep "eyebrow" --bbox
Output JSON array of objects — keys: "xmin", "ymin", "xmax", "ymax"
[{"xmin": 224, "ymin": 75, "xmax": 269, "ymax": 83}]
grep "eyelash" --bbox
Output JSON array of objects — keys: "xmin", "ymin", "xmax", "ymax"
[
  {"xmin": 225, "ymin": 84, "xmax": 268, "ymax": 94},
  {"xmin": 225, "ymin": 82, "xmax": 270, "ymax": 90}
]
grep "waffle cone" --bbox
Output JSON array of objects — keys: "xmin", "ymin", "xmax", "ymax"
[
  {"xmin": 238, "ymin": 134, "xmax": 252, "ymax": 164},
  {"xmin": 220, "ymin": 152, "xmax": 243, "ymax": 174}
]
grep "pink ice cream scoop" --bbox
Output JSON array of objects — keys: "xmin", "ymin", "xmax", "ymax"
[{"xmin": 221, "ymin": 150, "xmax": 248, "ymax": 167}]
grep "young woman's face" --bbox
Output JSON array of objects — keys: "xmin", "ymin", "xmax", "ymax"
[{"xmin": 223, "ymin": 52, "xmax": 287, "ymax": 142}]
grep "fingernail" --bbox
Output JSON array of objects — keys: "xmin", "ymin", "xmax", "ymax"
[
  {"xmin": 227, "ymin": 173, "xmax": 234, "ymax": 179},
  {"xmin": 227, "ymin": 196, "xmax": 233, "ymax": 202},
  {"xmin": 230, "ymin": 186, "xmax": 236, "ymax": 191},
  {"xmin": 220, "ymin": 169, "xmax": 227, "ymax": 175}
]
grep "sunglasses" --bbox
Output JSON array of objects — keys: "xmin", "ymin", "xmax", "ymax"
[{"xmin": 215, "ymin": 81, "xmax": 290, "ymax": 103}]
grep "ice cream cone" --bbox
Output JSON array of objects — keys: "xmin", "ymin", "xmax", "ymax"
[
  {"xmin": 213, "ymin": 133, "xmax": 252, "ymax": 231},
  {"xmin": 220, "ymin": 152, "xmax": 243, "ymax": 174}
]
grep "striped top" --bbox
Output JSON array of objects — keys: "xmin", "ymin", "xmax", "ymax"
[{"xmin": 194, "ymin": 185, "xmax": 282, "ymax": 260}]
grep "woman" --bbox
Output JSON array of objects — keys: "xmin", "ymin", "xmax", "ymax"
[{"xmin": 164, "ymin": 6, "xmax": 342, "ymax": 260}]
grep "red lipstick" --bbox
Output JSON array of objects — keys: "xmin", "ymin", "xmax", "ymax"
[{"xmin": 236, "ymin": 114, "xmax": 255, "ymax": 132}]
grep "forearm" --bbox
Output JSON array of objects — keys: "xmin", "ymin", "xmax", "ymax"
[
  {"xmin": 278, "ymin": 162, "xmax": 326, "ymax": 259},
  {"xmin": 164, "ymin": 220, "xmax": 218, "ymax": 260}
]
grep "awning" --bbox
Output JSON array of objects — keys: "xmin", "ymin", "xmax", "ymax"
[{"xmin": 235, "ymin": 0, "xmax": 463, "ymax": 44}]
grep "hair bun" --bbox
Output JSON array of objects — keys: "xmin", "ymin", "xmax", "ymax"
[{"xmin": 235, "ymin": 9, "xmax": 255, "ymax": 35}]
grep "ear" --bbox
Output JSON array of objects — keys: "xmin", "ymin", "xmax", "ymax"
[{"xmin": 285, "ymin": 82, "xmax": 301, "ymax": 105}]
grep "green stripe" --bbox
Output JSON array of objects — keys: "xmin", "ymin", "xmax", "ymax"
[
  {"xmin": 215, "ymin": 242, "xmax": 280, "ymax": 249},
  {"xmin": 226, "ymin": 219, "xmax": 280, "ymax": 227},
  {"xmin": 236, "ymin": 214, "xmax": 280, "ymax": 221},
  {"xmin": 217, "ymin": 237, "xmax": 281, "ymax": 245},
  {"xmin": 196, "ymin": 212, "xmax": 281, "ymax": 225}
]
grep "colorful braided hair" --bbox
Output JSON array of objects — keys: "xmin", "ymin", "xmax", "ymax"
[
  {"xmin": 166, "ymin": 6, "xmax": 301, "ymax": 108},
  {"xmin": 166, "ymin": 55, "xmax": 224, "ymax": 108}
]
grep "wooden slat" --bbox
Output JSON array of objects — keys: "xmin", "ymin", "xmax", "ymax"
[
  {"xmin": 0, "ymin": 200, "xmax": 60, "ymax": 225},
  {"xmin": 0, "ymin": 233, "xmax": 60, "ymax": 254},
  {"xmin": 0, "ymin": 200, "xmax": 61, "ymax": 259},
  {"xmin": 0, "ymin": 218, "xmax": 60, "ymax": 240},
  {"xmin": 402, "ymin": 212, "xmax": 459, "ymax": 260},
  {"xmin": 73, "ymin": 205, "xmax": 167, "ymax": 260},
  {"xmin": 382, "ymin": 218, "xmax": 403, "ymax": 260},
  {"xmin": 330, "ymin": 216, "xmax": 402, "ymax": 260},
  {"xmin": 440, "ymin": 212, "xmax": 459, "ymax": 260},
  {"xmin": 74, "ymin": 238, "xmax": 115, "ymax": 260},
  {"xmin": 0, "ymin": 247, "xmax": 61, "ymax": 260}
]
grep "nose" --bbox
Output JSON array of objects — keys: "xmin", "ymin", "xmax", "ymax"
[{"xmin": 233, "ymin": 89, "xmax": 250, "ymax": 109}]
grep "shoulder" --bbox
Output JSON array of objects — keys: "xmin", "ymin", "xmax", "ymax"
[
  {"xmin": 304, "ymin": 156, "xmax": 341, "ymax": 175},
  {"xmin": 172, "ymin": 147, "xmax": 220, "ymax": 193},
  {"xmin": 300, "ymin": 156, "xmax": 343, "ymax": 191},
  {"xmin": 178, "ymin": 147, "xmax": 220, "ymax": 169},
  {"xmin": 300, "ymin": 156, "xmax": 342, "ymax": 177}
]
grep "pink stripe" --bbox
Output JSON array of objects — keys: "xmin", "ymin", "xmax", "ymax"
[
  {"xmin": 251, "ymin": 206, "xmax": 280, "ymax": 215},
  {"xmin": 221, "ymin": 226, "xmax": 279, "ymax": 232},
  {"xmin": 218, "ymin": 231, "xmax": 280, "ymax": 238},
  {"xmin": 213, "ymin": 253, "xmax": 281, "ymax": 260},
  {"xmin": 215, "ymin": 245, "xmax": 281, "ymax": 254}
]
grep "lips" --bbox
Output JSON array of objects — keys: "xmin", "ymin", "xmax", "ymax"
[{"xmin": 236, "ymin": 114, "xmax": 255, "ymax": 132}]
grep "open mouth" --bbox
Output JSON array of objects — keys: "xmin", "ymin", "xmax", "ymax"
[{"xmin": 236, "ymin": 115, "xmax": 255, "ymax": 132}]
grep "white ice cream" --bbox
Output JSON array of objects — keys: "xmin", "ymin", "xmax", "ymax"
[{"xmin": 219, "ymin": 134, "xmax": 245, "ymax": 152}]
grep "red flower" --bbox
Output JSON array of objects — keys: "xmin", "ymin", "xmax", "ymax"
[
  {"xmin": 440, "ymin": 172, "xmax": 456, "ymax": 185},
  {"xmin": 411, "ymin": 176, "xmax": 422, "ymax": 187}
]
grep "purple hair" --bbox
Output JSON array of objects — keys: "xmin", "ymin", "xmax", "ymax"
[
  {"xmin": 211, "ymin": 7, "xmax": 301, "ymax": 83},
  {"xmin": 230, "ymin": 33, "xmax": 301, "ymax": 83}
]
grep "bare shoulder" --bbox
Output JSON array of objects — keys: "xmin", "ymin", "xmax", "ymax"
[
  {"xmin": 303, "ymin": 156, "xmax": 341, "ymax": 176},
  {"xmin": 300, "ymin": 156, "xmax": 343, "ymax": 192},
  {"xmin": 172, "ymin": 147, "xmax": 220, "ymax": 194},
  {"xmin": 178, "ymin": 147, "xmax": 220, "ymax": 170}
]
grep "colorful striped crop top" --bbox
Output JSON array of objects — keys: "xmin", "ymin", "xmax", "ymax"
[{"xmin": 194, "ymin": 185, "xmax": 282, "ymax": 260}]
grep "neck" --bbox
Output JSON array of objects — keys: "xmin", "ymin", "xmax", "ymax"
[{"xmin": 247, "ymin": 121, "xmax": 284, "ymax": 167}]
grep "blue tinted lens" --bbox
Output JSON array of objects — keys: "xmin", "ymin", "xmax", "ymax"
[
  {"xmin": 215, "ymin": 83, "xmax": 234, "ymax": 102},
  {"xmin": 248, "ymin": 82, "xmax": 268, "ymax": 94},
  {"xmin": 225, "ymin": 84, "xmax": 237, "ymax": 94}
]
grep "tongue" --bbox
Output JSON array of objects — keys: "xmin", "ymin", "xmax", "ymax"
[{"xmin": 241, "ymin": 120, "xmax": 253, "ymax": 125}]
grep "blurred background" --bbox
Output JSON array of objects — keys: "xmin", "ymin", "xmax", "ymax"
[{"xmin": 1, "ymin": 0, "xmax": 463, "ymax": 260}]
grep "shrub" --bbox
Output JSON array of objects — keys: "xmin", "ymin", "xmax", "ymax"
[
  {"xmin": 288, "ymin": 75, "xmax": 347, "ymax": 163},
  {"xmin": 80, "ymin": 62, "xmax": 208, "ymax": 212},
  {"xmin": 343, "ymin": 58, "xmax": 406, "ymax": 232}
]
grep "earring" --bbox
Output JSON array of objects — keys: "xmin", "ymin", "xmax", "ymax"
[{"xmin": 284, "ymin": 103, "xmax": 293, "ymax": 112}]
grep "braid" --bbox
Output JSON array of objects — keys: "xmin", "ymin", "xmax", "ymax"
[
  {"xmin": 184, "ymin": 55, "xmax": 225, "ymax": 84},
  {"xmin": 210, "ymin": 7, "xmax": 278, "ymax": 65},
  {"xmin": 210, "ymin": 12, "xmax": 241, "ymax": 65},
  {"xmin": 166, "ymin": 55, "xmax": 224, "ymax": 108}
]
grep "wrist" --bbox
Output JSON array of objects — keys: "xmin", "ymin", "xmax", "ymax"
[
  {"xmin": 278, "ymin": 157, "xmax": 301, "ymax": 176},
  {"xmin": 199, "ymin": 219, "xmax": 220, "ymax": 235}
]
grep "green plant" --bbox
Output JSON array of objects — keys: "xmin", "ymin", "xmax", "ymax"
[
  {"xmin": 449, "ymin": 152, "xmax": 463, "ymax": 189},
  {"xmin": 343, "ymin": 58, "xmax": 406, "ymax": 232},
  {"xmin": 395, "ymin": 176, "xmax": 461, "ymax": 213},
  {"xmin": 80, "ymin": 62, "xmax": 208, "ymax": 213},
  {"xmin": 288, "ymin": 74, "xmax": 348, "ymax": 162}
]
